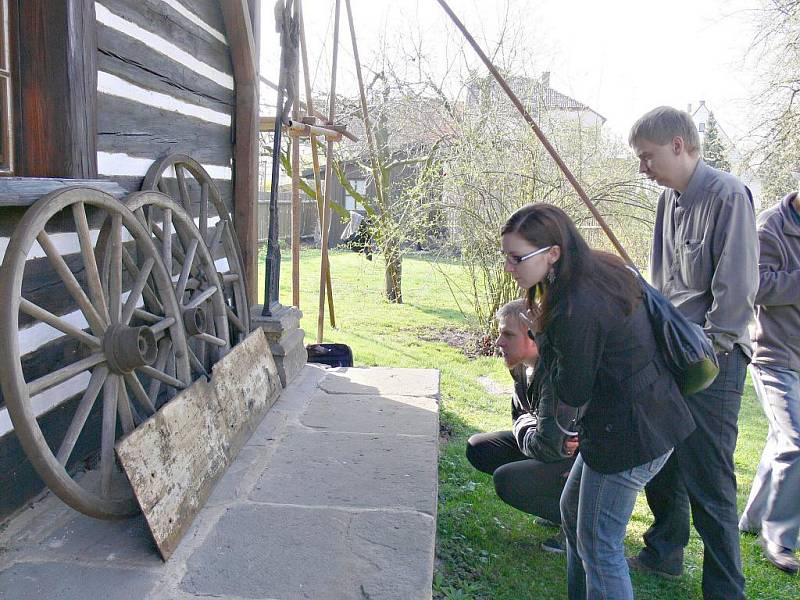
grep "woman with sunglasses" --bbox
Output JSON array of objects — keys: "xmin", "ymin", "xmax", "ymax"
[{"xmin": 500, "ymin": 203, "xmax": 695, "ymax": 600}]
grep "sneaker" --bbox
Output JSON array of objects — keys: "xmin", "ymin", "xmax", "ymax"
[
  {"xmin": 534, "ymin": 516, "xmax": 559, "ymax": 529},
  {"xmin": 541, "ymin": 527, "xmax": 566, "ymax": 554},
  {"xmin": 626, "ymin": 555, "xmax": 683, "ymax": 580},
  {"xmin": 760, "ymin": 537, "xmax": 799, "ymax": 575}
]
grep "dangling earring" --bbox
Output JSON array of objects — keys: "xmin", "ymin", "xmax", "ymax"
[{"xmin": 546, "ymin": 266, "xmax": 556, "ymax": 284}]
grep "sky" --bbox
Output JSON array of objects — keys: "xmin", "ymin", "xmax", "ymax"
[{"xmin": 260, "ymin": 0, "xmax": 765, "ymax": 143}]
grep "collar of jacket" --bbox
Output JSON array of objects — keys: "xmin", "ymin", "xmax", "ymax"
[{"xmin": 780, "ymin": 191, "xmax": 800, "ymax": 237}]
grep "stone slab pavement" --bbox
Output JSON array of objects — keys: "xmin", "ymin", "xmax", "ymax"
[{"xmin": 0, "ymin": 365, "xmax": 440, "ymax": 600}]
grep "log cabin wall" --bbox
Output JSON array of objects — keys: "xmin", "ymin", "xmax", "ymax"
[{"xmin": 0, "ymin": 0, "xmax": 237, "ymax": 520}]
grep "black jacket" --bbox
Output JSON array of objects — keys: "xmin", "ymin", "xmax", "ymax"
[
  {"xmin": 510, "ymin": 362, "xmax": 579, "ymax": 463},
  {"xmin": 537, "ymin": 278, "xmax": 695, "ymax": 474}
]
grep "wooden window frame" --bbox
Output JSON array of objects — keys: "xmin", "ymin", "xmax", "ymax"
[{"xmin": 0, "ymin": 0, "xmax": 13, "ymax": 174}]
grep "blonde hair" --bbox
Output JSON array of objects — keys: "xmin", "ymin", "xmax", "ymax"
[{"xmin": 628, "ymin": 106, "xmax": 700, "ymax": 154}]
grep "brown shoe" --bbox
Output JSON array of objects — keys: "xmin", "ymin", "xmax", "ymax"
[
  {"xmin": 760, "ymin": 538, "xmax": 799, "ymax": 575},
  {"xmin": 626, "ymin": 555, "xmax": 683, "ymax": 580}
]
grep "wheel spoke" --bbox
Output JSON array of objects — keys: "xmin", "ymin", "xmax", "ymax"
[
  {"xmin": 176, "ymin": 164, "xmax": 192, "ymax": 213},
  {"xmin": 195, "ymin": 332, "xmax": 227, "ymax": 347},
  {"xmin": 199, "ymin": 182, "xmax": 209, "ymax": 243},
  {"xmin": 133, "ymin": 307, "xmax": 161, "ymax": 323},
  {"xmin": 122, "ymin": 246, "xmax": 163, "ymax": 314},
  {"xmin": 175, "ymin": 239, "xmax": 199, "ymax": 300},
  {"xmin": 185, "ymin": 286, "xmax": 216, "ymax": 310},
  {"xmin": 19, "ymin": 297, "xmax": 101, "ymax": 349},
  {"xmin": 37, "ymin": 231, "xmax": 106, "ymax": 336},
  {"xmin": 162, "ymin": 208, "xmax": 173, "ymax": 278},
  {"xmin": 140, "ymin": 364, "xmax": 184, "ymax": 390},
  {"xmin": 28, "ymin": 353, "xmax": 105, "ymax": 397},
  {"xmin": 108, "ymin": 215, "xmax": 123, "ymax": 324},
  {"xmin": 227, "ymin": 306, "xmax": 245, "ymax": 333},
  {"xmin": 188, "ymin": 346, "xmax": 209, "ymax": 378},
  {"xmin": 117, "ymin": 376, "xmax": 135, "ymax": 435},
  {"xmin": 121, "ymin": 257, "xmax": 155, "ymax": 325},
  {"xmin": 72, "ymin": 202, "xmax": 110, "ymax": 324},
  {"xmin": 100, "ymin": 374, "xmax": 119, "ymax": 497},
  {"xmin": 147, "ymin": 338, "xmax": 172, "ymax": 404},
  {"xmin": 149, "ymin": 316, "xmax": 176, "ymax": 335},
  {"xmin": 124, "ymin": 371, "xmax": 156, "ymax": 415},
  {"xmin": 56, "ymin": 366, "xmax": 108, "ymax": 466}
]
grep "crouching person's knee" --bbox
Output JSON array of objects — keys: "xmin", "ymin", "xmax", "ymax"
[{"xmin": 466, "ymin": 434, "xmax": 489, "ymax": 473}]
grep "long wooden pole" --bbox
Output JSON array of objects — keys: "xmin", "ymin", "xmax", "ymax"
[
  {"xmin": 317, "ymin": 0, "xmax": 341, "ymax": 343},
  {"xmin": 435, "ymin": 0, "xmax": 633, "ymax": 266},
  {"xmin": 344, "ymin": 0, "xmax": 384, "ymax": 211},
  {"xmin": 290, "ymin": 0, "xmax": 301, "ymax": 307},
  {"xmin": 298, "ymin": 0, "xmax": 336, "ymax": 326}
]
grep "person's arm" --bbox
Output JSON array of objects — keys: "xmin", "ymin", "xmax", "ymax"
[
  {"xmin": 542, "ymin": 300, "xmax": 605, "ymax": 408},
  {"xmin": 705, "ymin": 192, "xmax": 759, "ymax": 352},
  {"xmin": 513, "ymin": 364, "xmax": 577, "ymax": 462},
  {"xmin": 510, "ymin": 364, "xmax": 528, "ymax": 421},
  {"xmin": 754, "ymin": 223, "xmax": 800, "ymax": 306}
]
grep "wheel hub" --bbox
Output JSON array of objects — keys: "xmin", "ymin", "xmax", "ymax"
[
  {"xmin": 103, "ymin": 324, "xmax": 158, "ymax": 374},
  {"xmin": 182, "ymin": 305, "xmax": 207, "ymax": 336}
]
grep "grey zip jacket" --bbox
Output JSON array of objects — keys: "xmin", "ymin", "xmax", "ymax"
[
  {"xmin": 751, "ymin": 192, "xmax": 800, "ymax": 371},
  {"xmin": 650, "ymin": 159, "xmax": 758, "ymax": 356}
]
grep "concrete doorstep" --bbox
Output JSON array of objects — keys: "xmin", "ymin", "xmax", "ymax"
[{"xmin": 0, "ymin": 365, "xmax": 440, "ymax": 600}]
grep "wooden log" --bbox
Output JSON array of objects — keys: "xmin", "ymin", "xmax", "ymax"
[{"xmin": 317, "ymin": 0, "xmax": 341, "ymax": 343}]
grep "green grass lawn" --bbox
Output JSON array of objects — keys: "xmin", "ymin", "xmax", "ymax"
[{"xmin": 262, "ymin": 248, "xmax": 799, "ymax": 599}]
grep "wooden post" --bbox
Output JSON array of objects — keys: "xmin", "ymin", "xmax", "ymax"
[
  {"xmin": 298, "ymin": 0, "xmax": 336, "ymax": 327},
  {"xmin": 220, "ymin": 0, "xmax": 260, "ymax": 305},
  {"xmin": 290, "ymin": 1, "xmax": 301, "ymax": 307},
  {"xmin": 344, "ymin": 0, "xmax": 384, "ymax": 211},
  {"xmin": 15, "ymin": 0, "xmax": 97, "ymax": 177},
  {"xmin": 317, "ymin": 0, "xmax": 341, "ymax": 343}
]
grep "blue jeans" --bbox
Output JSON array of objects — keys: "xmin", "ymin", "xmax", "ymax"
[
  {"xmin": 740, "ymin": 364, "xmax": 800, "ymax": 549},
  {"xmin": 561, "ymin": 451, "xmax": 672, "ymax": 600}
]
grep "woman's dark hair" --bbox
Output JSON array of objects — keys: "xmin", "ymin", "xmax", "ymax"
[{"xmin": 501, "ymin": 203, "xmax": 640, "ymax": 329}]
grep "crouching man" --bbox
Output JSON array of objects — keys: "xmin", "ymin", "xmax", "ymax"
[{"xmin": 466, "ymin": 299, "xmax": 578, "ymax": 552}]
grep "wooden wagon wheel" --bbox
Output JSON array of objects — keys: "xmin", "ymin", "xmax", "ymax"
[
  {"xmin": 121, "ymin": 191, "xmax": 230, "ymax": 378},
  {"xmin": 0, "ymin": 187, "xmax": 191, "ymax": 519},
  {"xmin": 142, "ymin": 154, "xmax": 249, "ymax": 346}
]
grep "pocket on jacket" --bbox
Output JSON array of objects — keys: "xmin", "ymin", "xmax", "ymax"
[{"xmin": 678, "ymin": 239, "xmax": 707, "ymax": 290}]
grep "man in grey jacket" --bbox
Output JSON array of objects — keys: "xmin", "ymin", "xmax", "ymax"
[
  {"xmin": 465, "ymin": 299, "xmax": 577, "ymax": 553},
  {"xmin": 627, "ymin": 106, "xmax": 758, "ymax": 599},
  {"xmin": 738, "ymin": 190, "xmax": 800, "ymax": 574}
]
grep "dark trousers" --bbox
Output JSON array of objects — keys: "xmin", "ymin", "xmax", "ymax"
[
  {"xmin": 640, "ymin": 347, "xmax": 747, "ymax": 600},
  {"xmin": 466, "ymin": 430, "xmax": 574, "ymax": 524}
]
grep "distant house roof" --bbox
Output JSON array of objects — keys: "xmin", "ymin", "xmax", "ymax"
[{"xmin": 468, "ymin": 71, "xmax": 606, "ymax": 124}]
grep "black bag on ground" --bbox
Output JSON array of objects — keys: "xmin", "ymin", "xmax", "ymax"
[
  {"xmin": 306, "ymin": 343, "xmax": 354, "ymax": 368},
  {"xmin": 631, "ymin": 269, "xmax": 719, "ymax": 395}
]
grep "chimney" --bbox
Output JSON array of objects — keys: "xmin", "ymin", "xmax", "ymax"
[
  {"xmin": 541, "ymin": 71, "xmax": 550, "ymax": 89},
  {"xmin": 687, "ymin": 103, "xmax": 693, "ymax": 114}
]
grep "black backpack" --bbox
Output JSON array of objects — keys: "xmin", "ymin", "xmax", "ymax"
[{"xmin": 630, "ymin": 269, "xmax": 719, "ymax": 396}]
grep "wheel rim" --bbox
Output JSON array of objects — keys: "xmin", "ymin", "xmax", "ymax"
[
  {"xmin": 0, "ymin": 187, "xmax": 191, "ymax": 519},
  {"xmin": 142, "ymin": 154, "xmax": 249, "ymax": 346}
]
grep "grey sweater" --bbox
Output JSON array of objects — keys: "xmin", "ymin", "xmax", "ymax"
[
  {"xmin": 751, "ymin": 192, "xmax": 800, "ymax": 371},
  {"xmin": 650, "ymin": 160, "xmax": 758, "ymax": 356}
]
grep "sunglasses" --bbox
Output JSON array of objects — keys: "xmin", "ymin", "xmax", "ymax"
[{"xmin": 502, "ymin": 245, "xmax": 552, "ymax": 265}]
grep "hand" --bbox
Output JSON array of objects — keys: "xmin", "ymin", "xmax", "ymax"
[{"xmin": 564, "ymin": 436, "xmax": 579, "ymax": 457}]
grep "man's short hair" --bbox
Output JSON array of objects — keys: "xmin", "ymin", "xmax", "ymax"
[
  {"xmin": 628, "ymin": 106, "xmax": 700, "ymax": 154},
  {"xmin": 496, "ymin": 298, "xmax": 538, "ymax": 326}
]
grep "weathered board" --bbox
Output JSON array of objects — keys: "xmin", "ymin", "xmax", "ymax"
[{"xmin": 115, "ymin": 329, "xmax": 282, "ymax": 560}]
